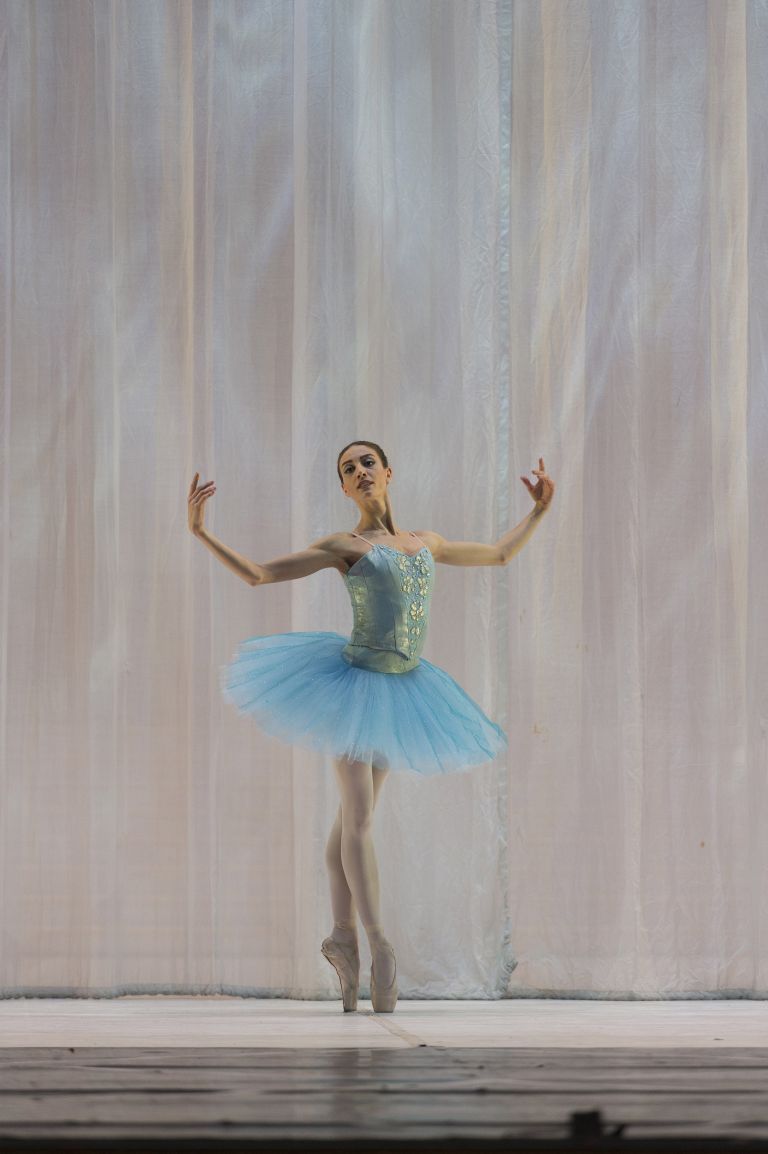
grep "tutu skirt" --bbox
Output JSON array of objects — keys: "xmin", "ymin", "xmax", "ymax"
[{"xmin": 219, "ymin": 631, "xmax": 508, "ymax": 775}]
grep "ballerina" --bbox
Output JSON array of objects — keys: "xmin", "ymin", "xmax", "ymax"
[{"xmin": 188, "ymin": 441, "xmax": 554, "ymax": 1013}]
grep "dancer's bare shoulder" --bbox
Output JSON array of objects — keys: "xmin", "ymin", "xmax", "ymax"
[
  {"xmin": 308, "ymin": 532, "xmax": 362, "ymax": 576},
  {"xmin": 411, "ymin": 529, "xmax": 441, "ymax": 556}
]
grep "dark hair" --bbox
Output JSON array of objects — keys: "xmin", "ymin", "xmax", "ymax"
[
  {"xmin": 336, "ymin": 440, "xmax": 396, "ymax": 534},
  {"xmin": 336, "ymin": 440, "xmax": 389, "ymax": 484}
]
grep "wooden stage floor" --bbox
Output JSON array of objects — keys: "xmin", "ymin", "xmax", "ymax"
[{"xmin": 0, "ymin": 997, "xmax": 766, "ymax": 1152}]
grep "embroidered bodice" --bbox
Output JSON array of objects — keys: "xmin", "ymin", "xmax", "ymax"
[{"xmin": 341, "ymin": 532, "xmax": 435, "ymax": 673}]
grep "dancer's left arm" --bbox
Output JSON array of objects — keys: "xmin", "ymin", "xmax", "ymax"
[{"xmin": 423, "ymin": 457, "xmax": 555, "ymax": 566}]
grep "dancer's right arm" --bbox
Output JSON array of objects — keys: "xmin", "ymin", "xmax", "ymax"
[
  {"xmin": 245, "ymin": 537, "xmax": 345, "ymax": 585},
  {"xmin": 188, "ymin": 473, "xmax": 343, "ymax": 586}
]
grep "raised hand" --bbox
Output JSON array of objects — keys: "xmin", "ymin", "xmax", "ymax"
[
  {"xmin": 520, "ymin": 457, "xmax": 555, "ymax": 510},
  {"xmin": 188, "ymin": 472, "xmax": 216, "ymax": 535}
]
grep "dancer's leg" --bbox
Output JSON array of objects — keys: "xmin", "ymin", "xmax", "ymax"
[
  {"xmin": 324, "ymin": 763, "xmax": 388, "ymax": 943},
  {"xmin": 332, "ymin": 757, "xmax": 395, "ymax": 988}
]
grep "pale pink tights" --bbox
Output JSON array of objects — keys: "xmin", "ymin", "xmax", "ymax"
[{"xmin": 324, "ymin": 756, "xmax": 395, "ymax": 986}]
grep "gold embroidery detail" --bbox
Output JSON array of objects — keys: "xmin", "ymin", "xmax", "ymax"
[{"xmin": 389, "ymin": 548, "xmax": 432, "ymax": 653}]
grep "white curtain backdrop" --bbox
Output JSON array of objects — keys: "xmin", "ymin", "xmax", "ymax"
[{"xmin": 1, "ymin": 0, "xmax": 766, "ymax": 1001}]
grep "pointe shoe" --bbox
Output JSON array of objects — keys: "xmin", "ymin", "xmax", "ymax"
[
  {"xmin": 320, "ymin": 935, "xmax": 359, "ymax": 1012},
  {"xmin": 370, "ymin": 943, "xmax": 398, "ymax": 1013}
]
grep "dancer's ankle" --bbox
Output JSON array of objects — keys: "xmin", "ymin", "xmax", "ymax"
[
  {"xmin": 331, "ymin": 920, "xmax": 358, "ymax": 945},
  {"xmin": 365, "ymin": 924, "xmax": 391, "ymax": 952},
  {"xmin": 367, "ymin": 925, "xmax": 396, "ymax": 991}
]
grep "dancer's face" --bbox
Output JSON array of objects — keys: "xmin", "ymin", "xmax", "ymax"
[{"xmin": 338, "ymin": 445, "xmax": 392, "ymax": 508}]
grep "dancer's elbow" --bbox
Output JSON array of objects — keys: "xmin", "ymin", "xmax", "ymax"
[{"xmin": 249, "ymin": 565, "xmax": 273, "ymax": 587}]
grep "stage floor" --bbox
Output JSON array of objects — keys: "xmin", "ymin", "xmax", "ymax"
[
  {"xmin": 0, "ymin": 995, "xmax": 765, "ymax": 1048},
  {"xmin": 1, "ymin": 1000, "xmax": 767, "ymax": 1151}
]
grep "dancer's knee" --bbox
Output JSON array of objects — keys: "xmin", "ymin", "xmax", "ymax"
[{"xmin": 341, "ymin": 805, "xmax": 374, "ymax": 836}]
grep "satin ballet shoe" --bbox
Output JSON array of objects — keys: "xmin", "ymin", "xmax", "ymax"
[
  {"xmin": 370, "ymin": 943, "xmax": 398, "ymax": 1013},
  {"xmin": 321, "ymin": 935, "xmax": 360, "ymax": 1012}
]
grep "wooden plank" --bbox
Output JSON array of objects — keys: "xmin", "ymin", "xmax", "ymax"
[{"xmin": 0, "ymin": 1047, "xmax": 766, "ymax": 1151}]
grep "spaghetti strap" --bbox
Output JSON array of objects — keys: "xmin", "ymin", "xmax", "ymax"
[
  {"xmin": 350, "ymin": 532, "xmax": 375, "ymax": 552},
  {"xmin": 409, "ymin": 531, "xmax": 427, "ymax": 549}
]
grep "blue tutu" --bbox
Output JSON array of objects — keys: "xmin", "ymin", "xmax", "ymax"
[{"xmin": 219, "ymin": 534, "xmax": 508, "ymax": 776}]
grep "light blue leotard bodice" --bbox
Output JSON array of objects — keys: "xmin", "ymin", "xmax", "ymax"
[{"xmin": 341, "ymin": 532, "xmax": 435, "ymax": 673}]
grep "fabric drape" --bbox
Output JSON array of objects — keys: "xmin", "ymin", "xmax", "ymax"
[{"xmin": 0, "ymin": 0, "xmax": 765, "ymax": 999}]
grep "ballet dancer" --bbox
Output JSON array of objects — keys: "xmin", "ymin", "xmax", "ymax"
[{"xmin": 189, "ymin": 441, "xmax": 555, "ymax": 1012}]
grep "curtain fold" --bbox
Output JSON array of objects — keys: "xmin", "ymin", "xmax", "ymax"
[{"xmin": 0, "ymin": 0, "xmax": 765, "ymax": 999}]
